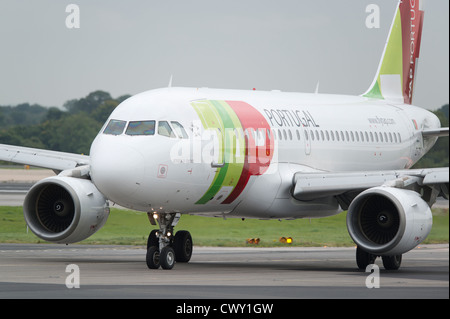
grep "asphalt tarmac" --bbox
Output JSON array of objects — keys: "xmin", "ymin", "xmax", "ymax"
[
  {"xmin": 1, "ymin": 171, "xmax": 448, "ymax": 300},
  {"xmin": 0, "ymin": 243, "xmax": 448, "ymax": 299}
]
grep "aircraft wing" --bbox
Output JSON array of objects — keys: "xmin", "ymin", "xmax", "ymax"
[
  {"xmin": 293, "ymin": 167, "xmax": 449, "ymax": 207},
  {"xmin": 0, "ymin": 143, "xmax": 90, "ymax": 172}
]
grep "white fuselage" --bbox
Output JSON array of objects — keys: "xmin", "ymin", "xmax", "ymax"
[{"xmin": 89, "ymin": 87, "xmax": 440, "ymax": 219}]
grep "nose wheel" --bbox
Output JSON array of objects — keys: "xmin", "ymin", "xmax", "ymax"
[{"xmin": 145, "ymin": 212, "xmax": 193, "ymax": 270}]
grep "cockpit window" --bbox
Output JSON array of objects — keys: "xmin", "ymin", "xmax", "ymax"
[
  {"xmin": 126, "ymin": 121, "xmax": 156, "ymax": 136},
  {"xmin": 103, "ymin": 119, "xmax": 126, "ymax": 135},
  {"xmin": 171, "ymin": 121, "xmax": 188, "ymax": 139},
  {"xmin": 158, "ymin": 121, "xmax": 176, "ymax": 138}
]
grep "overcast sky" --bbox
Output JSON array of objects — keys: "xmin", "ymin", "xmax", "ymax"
[{"xmin": 0, "ymin": 0, "xmax": 448, "ymax": 110}]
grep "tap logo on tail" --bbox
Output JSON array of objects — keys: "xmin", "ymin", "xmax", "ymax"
[{"xmin": 363, "ymin": 0, "xmax": 424, "ymax": 105}]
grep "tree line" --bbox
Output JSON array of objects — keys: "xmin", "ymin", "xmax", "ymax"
[
  {"xmin": 414, "ymin": 104, "xmax": 449, "ymax": 169},
  {"xmin": 0, "ymin": 91, "xmax": 448, "ymax": 168},
  {"xmin": 0, "ymin": 91, "xmax": 129, "ymax": 155}
]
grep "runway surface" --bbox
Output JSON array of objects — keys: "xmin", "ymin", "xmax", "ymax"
[
  {"xmin": 0, "ymin": 243, "xmax": 448, "ymax": 299},
  {"xmin": 1, "ymin": 170, "xmax": 448, "ymax": 299}
]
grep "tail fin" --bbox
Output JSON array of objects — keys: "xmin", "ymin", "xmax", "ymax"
[{"xmin": 363, "ymin": 0, "xmax": 425, "ymax": 104}]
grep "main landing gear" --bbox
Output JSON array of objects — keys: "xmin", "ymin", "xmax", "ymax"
[
  {"xmin": 146, "ymin": 212, "xmax": 193, "ymax": 270},
  {"xmin": 356, "ymin": 246, "xmax": 402, "ymax": 270}
]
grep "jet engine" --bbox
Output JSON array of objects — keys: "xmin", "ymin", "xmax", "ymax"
[
  {"xmin": 346, "ymin": 187, "xmax": 432, "ymax": 256},
  {"xmin": 23, "ymin": 176, "xmax": 109, "ymax": 244}
]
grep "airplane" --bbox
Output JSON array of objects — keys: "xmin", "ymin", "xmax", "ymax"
[{"xmin": 0, "ymin": 0, "xmax": 448, "ymax": 271}]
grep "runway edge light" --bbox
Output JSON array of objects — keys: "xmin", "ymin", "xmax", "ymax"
[
  {"xmin": 279, "ymin": 237, "xmax": 293, "ymax": 244},
  {"xmin": 246, "ymin": 238, "xmax": 260, "ymax": 245}
]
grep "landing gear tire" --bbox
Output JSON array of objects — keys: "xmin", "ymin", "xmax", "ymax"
[
  {"xmin": 146, "ymin": 246, "xmax": 160, "ymax": 269},
  {"xmin": 356, "ymin": 246, "xmax": 377, "ymax": 270},
  {"xmin": 160, "ymin": 246, "xmax": 176, "ymax": 270},
  {"xmin": 174, "ymin": 230, "xmax": 193, "ymax": 263},
  {"xmin": 382, "ymin": 254, "xmax": 402, "ymax": 270},
  {"xmin": 147, "ymin": 230, "xmax": 159, "ymax": 249},
  {"xmin": 146, "ymin": 213, "xmax": 193, "ymax": 270}
]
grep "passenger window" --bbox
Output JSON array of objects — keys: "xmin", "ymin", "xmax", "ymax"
[
  {"xmin": 126, "ymin": 120, "xmax": 156, "ymax": 136},
  {"xmin": 171, "ymin": 121, "xmax": 188, "ymax": 139},
  {"xmin": 104, "ymin": 119, "xmax": 126, "ymax": 135},
  {"xmin": 296, "ymin": 130, "xmax": 301, "ymax": 140},
  {"xmin": 158, "ymin": 121, "xmax": 176, "ymax": 138}
]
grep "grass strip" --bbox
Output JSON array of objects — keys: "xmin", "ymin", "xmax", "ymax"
[{"xmin": 0, "ymin": 206, "xmax": 447, "ymax": 247}]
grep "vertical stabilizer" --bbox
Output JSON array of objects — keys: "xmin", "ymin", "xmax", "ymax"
[{"xmin": 363, "ymin": 0, "xmax": 425, "ymax": 104}]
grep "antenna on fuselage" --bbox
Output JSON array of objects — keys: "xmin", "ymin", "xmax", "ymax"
[
  {"xmin": 314, "ymin": 81, "xmax": 320, "ymax": 94},
  {"xmin": 168, "ymin": 75, "xmax": 173, "ymax": 88}
]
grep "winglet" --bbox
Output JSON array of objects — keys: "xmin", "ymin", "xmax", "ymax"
[{"xmin": 363, "ymin": 0, "xmax": 425, "ymax": 105}]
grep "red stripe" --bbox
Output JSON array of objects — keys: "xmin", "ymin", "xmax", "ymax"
[
  {"xmin": 221, "ymin": 101, "xmax": 274, "ymax": 204},
  {"xmin": 400, "ymin": 0, "xmax": 424, "ymax": 104}
]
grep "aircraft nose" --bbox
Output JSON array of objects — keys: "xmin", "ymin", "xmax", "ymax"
[{"xmin": 90, "ymin": 139, "xmax": 145, "ymax": 202}]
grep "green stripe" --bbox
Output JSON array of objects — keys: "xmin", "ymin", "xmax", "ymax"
[
  {"xmin": 364, "ymin": 9, "xmax": 403, "ymax": 100},
  {"xmin": 212, "ymin": 101, "xmax": 245, "ymax": 188},
  {"xmin": 196, "ymin": 101, "xmax": 234, "ymax": 204},
  {"xmin": 191, "ymin": 100, "xmax": 246, "ymax": 205},
  {"xmin": 191, "ymin": 101, "xmax": 226, "ymax": 204}
]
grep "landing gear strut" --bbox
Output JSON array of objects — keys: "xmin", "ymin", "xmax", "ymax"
[
  {"xmin": 356, "ymin": 246, "xmax": 402, "ymax": 270},
  {"xmin": 145, "ymin": 212, "xmax": 193, "ymax": 270}
]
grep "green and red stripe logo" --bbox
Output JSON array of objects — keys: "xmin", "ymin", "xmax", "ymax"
[{"xmin": 191, "ymin": 100, "xmax": 274, "ymax": 205}]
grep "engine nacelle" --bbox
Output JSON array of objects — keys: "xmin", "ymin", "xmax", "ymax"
[
  {"xmin": 24, "ymin": 176, "xmax": 110, "ymax": 244},
  {"xmin": 347, "ymin": 187, "xmax": 432, "ymax": 256}
]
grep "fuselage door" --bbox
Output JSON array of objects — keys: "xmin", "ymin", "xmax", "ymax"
[{"xmin": 303, "ymin": 127, "xmax": 311, "ymax": 155}]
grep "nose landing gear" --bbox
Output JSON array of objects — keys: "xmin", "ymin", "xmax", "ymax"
[{"xmin": 145, "ymin": 212, "xmax": 193, "ymax": 270}]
